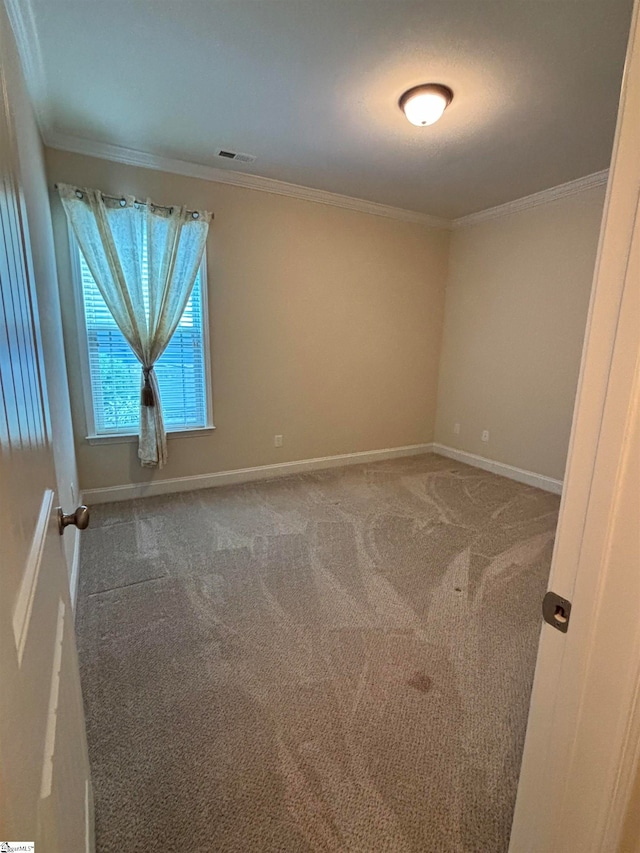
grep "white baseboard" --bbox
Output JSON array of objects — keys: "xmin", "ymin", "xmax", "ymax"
[
  {"xmin": 69, "ymin": 525, "xmax": 82, "ymax": 610},
  {"xmin": 83, "ymin": 442, "xmax": 435, "ymax": 504},
  {"xmin": 432, "ymin": 443, "xmax": 563, "ymax": 494}
]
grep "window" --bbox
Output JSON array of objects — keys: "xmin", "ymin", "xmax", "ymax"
[{"xmin": 72, "ymin": 235, "xmax": 212, "ymax": 438}]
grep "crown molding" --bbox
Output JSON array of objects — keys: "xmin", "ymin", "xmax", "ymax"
[
  {"xmin": 44, "ymin": 130, "xmax": 609, "ymax": 231},
  {"xmin": 6, "ymin": 0, "xmax": 609, "ymax": 234},
  {"xmin": 452, "ymin": 169, "xmax": 609, "ymax": 229},
  {"xmin": 44, "ymin": 131, "xmax": 452, "ymax": 229},
  {"xmin": 4, "ymin": 0, "xmax": 49, "ymax": 133}
]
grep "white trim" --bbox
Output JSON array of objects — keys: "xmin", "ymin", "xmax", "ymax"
[
  {"xmin": 199, "ymin": 250, "xmax": 214, "ymax": 430},
  {"xmin": 69, "ymin": 526, "xmax": 82, "ymax": 610},
  {"xmin": 12, "ymin": 488, "xmax": 55, "ymax": 665},
  {"xmin": 45, "ymin": 131, "xmax": 451, "ymax": 229},
  {"xmin": 44, "ymin": 135, "xmax": 609, "ymax": 232},
  {"xmin": 4, "ymin": 0, "xmax": 49, "ymax": 133},
  {"xmin": 40, "ymin": 598, "xmax": 66, "ymax": 800},
  {"xmin": 45, "ymin": 131, "xmax": 610, "ymax": 230},
  {"xmin": 67, "ymin": 225, "xmax": 213, "ymax": 440},
  {"xmin": 510, "ymin": 3, "xmax": 640, "ymax": 841},
  {"xmin": 6, "ymin": 3, "xmax": 608, "ymax": 232},
  {"xmin": 82, "ymin": 442, "xmax": 567, "ymax": 504},
  {"xmin": 602, "ymin": 617, "xmax": 640, "ymax": 851},
  {"xmin": 431, "ymin": 443, "xmax": 563, "ymax": 494},
  {"xmin": 452, "ymin": 170, "xmax": 610, "ymax": 229},
  {"xmin": 67, "ymin": 225, "xmax": 97, "ymax": 438},
  {"xmin": 83, "ymin": 442, "xmax": 436, "ymax": 503},
  {"xmin": 85, "ymin": 425, "xmax": 216, "ymax": 445}
]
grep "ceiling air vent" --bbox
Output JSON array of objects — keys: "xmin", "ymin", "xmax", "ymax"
[{"xmin": 217, "ymin": 149, "xmax": 256, "ymax": 164}]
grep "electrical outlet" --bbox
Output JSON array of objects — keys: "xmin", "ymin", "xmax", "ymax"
[
  {"xmin": 453, "ymin": 422, "xmax": 460, "ymax": 435},
  {"xmin": 274, "ymin": 434, "xmax": 283, "ymax": 448},
  {"xmin": 482, "ymin": 430, "xmax": 490, "ymax": 442}
]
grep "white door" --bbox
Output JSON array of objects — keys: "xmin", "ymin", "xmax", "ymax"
[
  {"xmin": 510, "ymin": 1, "xmax": 640, "ymax": 850},
  {"xmin": 0, "ymin": 37, "xmax": 93, "ymax": 853}
]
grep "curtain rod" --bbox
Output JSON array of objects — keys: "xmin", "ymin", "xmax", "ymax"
[{"xmin": 53, "ymin": 184, "xmax": 212, "ymax": 220}]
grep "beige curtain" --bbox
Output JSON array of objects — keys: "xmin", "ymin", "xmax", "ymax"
[{"xmin": 58, "ymin": 183, "xmax": 211, "ymax": 467}]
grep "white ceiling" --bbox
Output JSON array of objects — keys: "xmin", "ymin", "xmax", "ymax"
[{"xmin": 26, "ymin": 0, "xmax": 633, "ymax": 219}]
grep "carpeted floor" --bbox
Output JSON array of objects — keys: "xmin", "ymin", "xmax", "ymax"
[{"xmin": 76, "ymin": 452, "xmax": 560, "ymax": 853}]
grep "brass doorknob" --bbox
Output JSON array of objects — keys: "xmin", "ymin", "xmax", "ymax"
[{"xmin": 57, "ymin": 505, "xmax": 90, "ymax": 535}]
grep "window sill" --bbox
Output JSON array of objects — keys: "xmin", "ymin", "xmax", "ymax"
[{"xmin": 85, "ymin": 426, "xmax": 216, "ymax": 446}]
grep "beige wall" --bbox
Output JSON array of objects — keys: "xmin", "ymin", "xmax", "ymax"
[
  {"xmin": 435, "ymin": 186, "xmax": 606, "ymax": 481},
  {"xmin": 44, "ymin": 151, "xmax": 605, "ymax": 493},
  {"xmin": 45, "ymin": 148, "xmax": 450, "ymax": 491},
  {"xmin": 1, "ymin": 5, "xmax": 80, "ymax": 575}
]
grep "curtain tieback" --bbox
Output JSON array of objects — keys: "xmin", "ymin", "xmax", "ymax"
[{"xmin": 141, "ymin": 365, "xmax": 155, "ymax": 407}]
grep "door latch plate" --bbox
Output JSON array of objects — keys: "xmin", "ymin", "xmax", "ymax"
[{"xmin": 542, "ymin": 591, "xmax": 572, "ymax": 633}]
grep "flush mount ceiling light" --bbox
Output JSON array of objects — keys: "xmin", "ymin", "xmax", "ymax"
[{"xmin": 399, "ymin": 83, "xmax": 453, "ymax": 127}]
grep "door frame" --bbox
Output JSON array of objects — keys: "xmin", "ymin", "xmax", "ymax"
[{"xmin": 509, "ymin": 1, "xmax": 640, "ymax": 849}]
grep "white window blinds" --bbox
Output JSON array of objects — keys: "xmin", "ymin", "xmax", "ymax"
[{"xmin": 78, "ymin": 246, "xmax": 209, "ymax": 435}]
